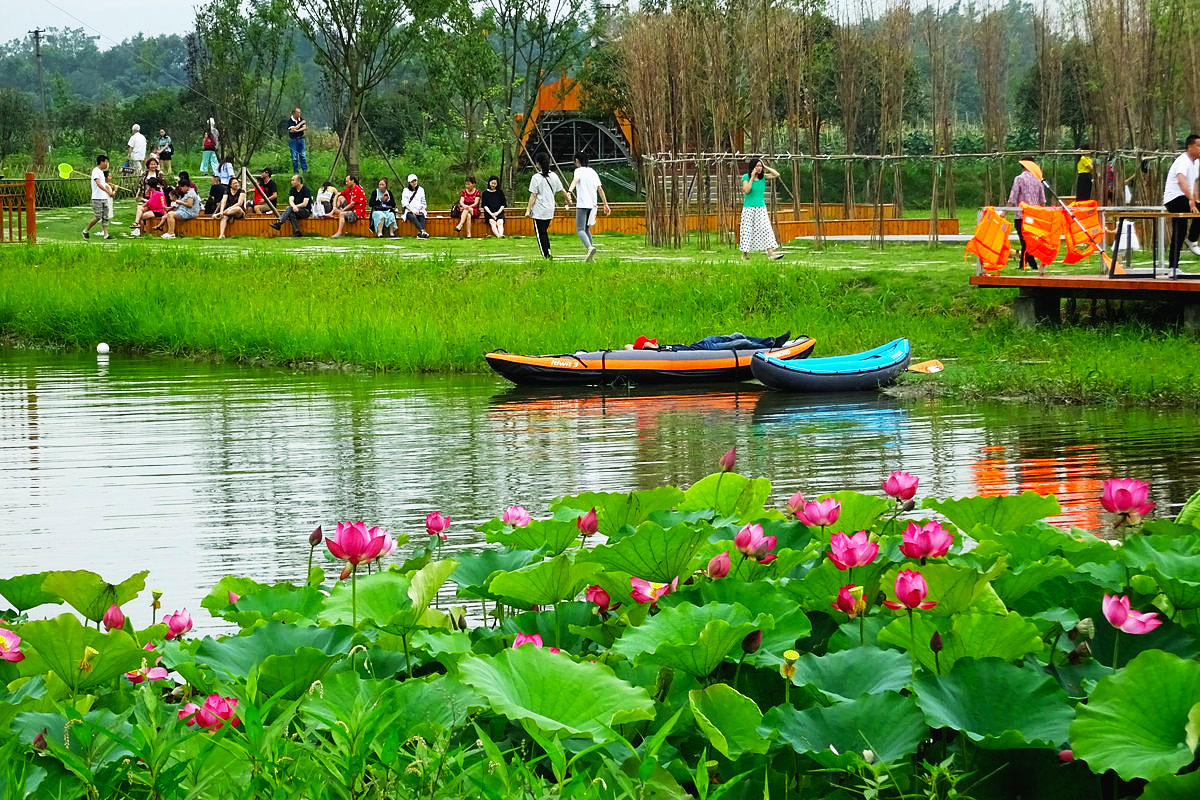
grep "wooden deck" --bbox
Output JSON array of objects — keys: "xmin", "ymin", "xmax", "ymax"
[{"xmin": 969, "ymin": 272, "xmax": 1200, "ymax": 329}]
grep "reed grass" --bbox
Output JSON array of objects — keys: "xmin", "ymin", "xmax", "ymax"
[{"xmin": 2, "ymin": 239, "xmax": 1198, "ymax": 406}]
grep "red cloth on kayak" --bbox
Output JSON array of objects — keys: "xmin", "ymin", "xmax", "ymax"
[{"xmin": 634, "ymin": 336, "xmax": 658, "ymax": 350}]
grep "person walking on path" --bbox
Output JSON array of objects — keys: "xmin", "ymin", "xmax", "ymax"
[
  {"xmin": 567, "ymin": 152, "xmax": 611, "ymax": 261},
  {"xmin": 83, "ymin": 154, "xmax": 114, "ymax": 240},
  {"xmin": 286, "ymin": 108, "xmax": 308, "ymax": 172},
  {"xmin": 1164, "ymin": 134, "xmax": 1200, "ymax": 274},
  {"xmin": 128, "ymin": 124, "xmax": 148, "ymax": 176},
  {"xmin": 201, "ymin": 118, "xmax": 219, "ymax": 175},
  {"xmin": 1008, "ymin": 159, "xmax": 1047, "ymax": 271},
  {"xmin": 269, "ymin": 174, "xmax": 314, "ymax": 237},
  {"xmin": 526, "ymin": 151, "xmax": 569, "ymax": 259},
  {"xmin": 740, "ymin": 158, "xmax": 782, "ymax": 260},
  {"xmin": 401, "ymin": 174, "xmax": 429, "ymax": 238}
]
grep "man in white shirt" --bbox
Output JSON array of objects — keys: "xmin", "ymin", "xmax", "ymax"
[
  {"xmin": 567, "ymin": 151, "xmax": 611, "ymax": 262},
  {"xmin": 83, "ymin": 154, "xmax": 113, "ymax": 240},
  {"xmin": 128, "ymin": 124, "xmax": 148, "ymax": 176},
  {"xmin": 401, "ymin": 174, "xmax": 429, "ymax": 239},
  {"xmin": 1164, "ymin": 134, "xmax": 1200, "ymax": 273}
]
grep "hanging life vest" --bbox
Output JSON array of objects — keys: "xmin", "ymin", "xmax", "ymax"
[
  {"xmin": 1018, "ymin": 203, "xmax": 1063, "ymax": 265},
  {"xmin": 965, "ymin": 206, "xmax": 1012, "ymax": 272},
  {"xmin": 1061, "ymin": 200, "xmax": 1103, "ymax": 264}
]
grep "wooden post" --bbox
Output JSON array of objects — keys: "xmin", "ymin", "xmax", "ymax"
[{"xmin": 24, "ymin": 173, "xmax": 36, "ymax": 244}]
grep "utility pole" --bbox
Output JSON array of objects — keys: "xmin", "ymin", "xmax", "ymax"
[{"xmin": 30, "ymin": 28, "xmax": 50, "ymax": 164}]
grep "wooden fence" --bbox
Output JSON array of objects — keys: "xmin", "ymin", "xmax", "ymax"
[{"xmin": 0, "ymin": 174, "xmax": 36, "ymax": 244}]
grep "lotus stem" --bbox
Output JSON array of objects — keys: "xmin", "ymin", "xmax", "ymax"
[
  {"xmin": 733, "ymin": 653, "xmax": 745, "ymax": 691},
  {"xmin": 306, "ymin": 545, "xmax": 315, "ymax": 581},
  {"xmin": 907, "ymin": 610, "xmax": 917, "ymax": 677},
  {"xmin": 1112, "ymin": 630, "xmax": 1121, "ymax": 669},
  {"xmin": 401, "ymin": 631, "xmax": 411, "ymax": 680},
  {"xmin": 351, "ymin": 565, "xmax": 358, "ymax": 628},
  {"xmin": 859, "ymin": 614, "xmax": 866, "ymax": 648}
]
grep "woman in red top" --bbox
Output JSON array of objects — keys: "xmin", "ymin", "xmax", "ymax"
[{"xmin": 455, "ymin": 176, "xmax": 482, "ymax": 237}]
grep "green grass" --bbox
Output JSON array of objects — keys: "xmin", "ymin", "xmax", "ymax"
[{"xmin": 4, "ymin": 205, "xmax": 1199, "ymax": 406}]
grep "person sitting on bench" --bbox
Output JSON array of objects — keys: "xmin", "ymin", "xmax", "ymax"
[
  {"xmin": 213, "ymin": 177, "xmax": 246, "ymax": 238},
  {"xmin": 204, "ymin": 173, "xmax": 228, "ymax": 215},
  {"xmin": 269, "ymin": 174, "xmax": 313, "ymax": 237},
  {"xmin": 331, "ymin": 174, "xmax": 367, "ymax": 238},
  {"xmin": 248, "ymin": 169, "xmax": 277, "ymax": 214},
  {"xmin": 401, "ymin": 173, "xmax": 429, "ymax": 238},
  {"xmin": 624, "ymin": 332, "xmax": 792, "ymax": 351},
  {"xmin": 160, "ymin": 177, "xmax": 200, "ymax": 239}
]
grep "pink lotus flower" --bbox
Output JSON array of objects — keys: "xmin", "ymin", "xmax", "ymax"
[
  {"xmin": 102, "ymin": 603, "xmax": 125, "ymax": 632},
  {"xmin": 787, "ymin": 492, "xmax": 806, "ymax": 518},
  {"xmin": 733, "ymin": 523, "xmax": 777, "ymax": 561},
  {"xmin": 831, "ymin": 584, "xmax": 866, "ymax": 618},
  {"xmin": 326, "ymin": 521, "xmax": 389, "ymax": 565},
  {"xmin": 502, "ymin": 505, "xmax": 532, "ymax": 527},
  {"xmin": 1102, "ymin": 594, "xmax": 1162, "ymax": 634},
  {"xmin": 425, "ymin": 512, "xmax": 451, "ymax": 541},
  {"xmin": 179, "ymin": 694, "xmax": 240, "ymax": 732},
  {"xmin": 586, "ymin": 584, "xmax": 619, "ymax": 615},
  {"xmin": 719, "ymin": 447, "xmax": 737, "ymax": 472},
  {"xmin": 163, "ymin": 609, "xmax": 193, "ymax": 640},
  {"xmin": 883, "ymin": 570, "xmax": 937, "ymax": 610},
  {"xmin": 899, "ymin": 521, "xmax": 953, "ymax": 560},
  {"xmin": 513, "ymin": 633, "xmax": 543, "ymax": 648},
  {"xmin": 883, "ymin": 471, "xmax": 919, "ymax": 501},
  {"xmin": 630, "ymin": 576, "xmax": 677, "ymax": 605},
  {"xmin": 828, "ymin": 531, "xmax": 879, "ymax": 570},
  {"xmin": 0, "ymin": 628, "xmax": 25, "ymax": 663},
  {"xmin": 1100, "ymin": 479, "xmax": 1154, "ymax": 516},
  {"xmin": 577, "ymin": 508, "xmax": 598, "ymax": 537},
  {"xmin": 376, "ymin": 530, "xmax": 397, "ymax": 559},
  {"xmin": 707, "ymin": 551, "xmax": 732, "ymax": 579},
  {"xmin": 227, "ymin": 591, "xmax": 240, "ymax": 605},
  {"xmin": 1058, "ymin": 749, "xmax": 1075, "ymax": 763},
  {"xmin": 799, "ymin": 498, "xmax": 841, "ymax": 527},
  {"xmin": 125, "ymin": 665, "xmax": 169, "ymax": 684}
]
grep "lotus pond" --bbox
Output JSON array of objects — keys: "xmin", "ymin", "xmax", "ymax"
[{"xmin": 2, "ymin": 465, "xmax": 1200, "ymax": 799}]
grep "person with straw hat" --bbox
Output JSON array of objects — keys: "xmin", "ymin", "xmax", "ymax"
[{"xmin": 1008, "ymin": 159, "xmax": 1047, "ymax": 270}]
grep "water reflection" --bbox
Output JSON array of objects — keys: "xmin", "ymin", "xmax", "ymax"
[{"xmin": 1, "ymin": 350, "xmax": 1198, "ymax": 630}]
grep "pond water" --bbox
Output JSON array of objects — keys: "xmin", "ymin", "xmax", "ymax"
[{"xmin": 2, "ymin": 350, "xmax": 1199, "ymax": 628}]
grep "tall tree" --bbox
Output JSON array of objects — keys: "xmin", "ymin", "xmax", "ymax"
[
  {"xmin": 187, "ymin": 0, "xmax": 295, "ymax": 167},
  {"xmin": 483, "ymin": 0, "xmax": 587, "ymax": 190},
  {"xmin": 290, "ymin": 0, "xmax": 446, "ymax": 178}
]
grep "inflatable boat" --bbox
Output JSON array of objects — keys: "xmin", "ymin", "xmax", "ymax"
[
  {"xmin": 750, "ymin": 338, "xmax": 910, "ymax": 392},
  {"xmin": 486, "ymin": 337, "xmax": 816, "ymax": 386}
]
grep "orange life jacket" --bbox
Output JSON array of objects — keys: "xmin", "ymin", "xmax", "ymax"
[
  {"xmin": 965, "ymin": 206, "xmax": 1012, "ymax": 272},
  {"xmin": 1061, "ymin": 200, "xmax": 1103, "ymax": 264},
  {"xmin": 1019, "ymin": 204, "xmax": 1063, "ymax": 265}
]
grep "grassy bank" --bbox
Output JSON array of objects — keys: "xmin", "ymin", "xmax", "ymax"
[{"xmin": 2, "ymin": 234, "xmax": 1198, "ymax": 405}]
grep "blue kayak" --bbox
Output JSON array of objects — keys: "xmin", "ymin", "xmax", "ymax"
[{"xmin": 751, "ymin": 338, "xmax": 911, "ymax": 392}]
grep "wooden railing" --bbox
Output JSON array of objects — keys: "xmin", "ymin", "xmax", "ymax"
[{"xmin": 0, "ymin": 174, "xmax": 36, "ymax": 244}]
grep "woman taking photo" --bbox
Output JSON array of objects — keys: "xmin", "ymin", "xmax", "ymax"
[
  {"xmin": 482, "ymin": 176, "xmax": 507, "ymax": 238},
  {"xmin": 455, "ymin": 176, "xmax": 482, "ymax": 237},
  {"xmin": 369, "ymin": 178, "xmax": 398, "ymax": 237},
  {"xmin": 525, "ymin": 153, "xmax": 569, "ymax": 258},
  {"xmin": 740, "ymin": 157, "xmax": 782, "ymax": 260}
]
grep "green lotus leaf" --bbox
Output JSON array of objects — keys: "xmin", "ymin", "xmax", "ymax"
[
  {"xmin": 679, "ymin": 473, "xmax": 772, "ymax": 522},
  {"xmin": 301, "ymin": 670, "xmax": 409, "ymax": 750},
  {"xmin": 879, "ymin": 612, "xmax": 1042, "ymax": 672},
  {"xmin": 211, "ymin": 581, "xmax": 325, "ymax": 627},
  {"xmin": 924, "ymin": 491, "xmax": 1060, "ymax": 534},
  {"xmin": 763, "ymin": 691, "xmax": 927, "ymax": 765},
  {"xmin": 390, "ymin": 676, "xmax": 482, "ymax": 736},
  {"xmin": 580, "ymin": 521, "xmax": 707, "ymax": 583},
  {"xmin": 698, "ymin": 579, "xmax": 812, "ymax": 666},
  {"xmin": 689, "ymin": 684, "xmax": 769, "ymax": 759},
  {"xmin": 18, "ymin": 614, "xmax": 147, "ymax": 693},
  {"xmin": 188, "ymin": 621, "xmax": 354, "ymax": 682},
  {"xmin": 1142, "ymin": 769, "xmax": 1200, "ymax": 800},
  {"xmin": 392, "ymin": 559, "xmax": 459, "ymax": 631},
  {"xmin": 450, "ymin": 549, "xmax": 540, "ymax": 600},
  {"xmin": 486, "ymin": 518, "xmax": 580, "ymax": 556},
  {"xmin": 319, "ymin": 571, "xmax": 414, "ymax": 627},
  {"xmin": 458, "ymin": 645, "xmax": 653, "ymax": 741},
  {"xmin": 488, "ymin": 554, "xmax": 602, "ymax": 608},
  {"xmin": 610, "ymin": 601, "xmax": 772, "ymax": 678},
  {"xmin": 255, "ymin": 649, "xmax": 343, "ymax": 700},
  {"xmin": 790, "ymin": 559, "xmax": 877, "ymax": 613},
  {"xmin": 0, "ymin": 573, "xmax": 63, "ymax": 614},
  {"xmin": 1175, "ymin": 489, "xmax": 1200, "ymax": 529},
  {"xmin": 11, "ymin": 708, "xmax": 133, "ymax": 768},
  {"xmin": 551, "ymin": 487, "xmax": 685, "ymax": 537},
  {"xmin": 1121, "ymin": 536, "xmax": 1200, "ymax": 610},
  {"xmin": 1070, "ymin": 649, "xmax": 1200, "ymax": 781},
  {"xmin": 914, "ymin": 658, "xmax": 1072, "ymax": 749},
  {"xmin": 789, "ymin": 647, "xmax": 913, "ymax": 703},
  {"xmin": 993, "ymin": 559, "xmax": 1076, "ymax": 607},
  {"xmin": 41, "ymin": 570, "xmax": 149, "ymax": 624},
  {"xmin": 201, "ymin": 575, "xmax": 270, "ymax": 617},
  {"xmin": 879, "ymin": 561, "xmax": 1006, "ymax": 618}
]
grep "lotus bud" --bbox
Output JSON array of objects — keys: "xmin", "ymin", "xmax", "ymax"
[
  {"xmin": 1067, "ymin": 641, "xmax": 1092, "ymax": 664},
  {"xmin": 706, "ymin": 551, "xmax": 732, "ymax": 580},
  {"xmin": 227, "ymin": 591, "xmax": 240, "ymax": 605},
  {"xmin": 741, "ymin": 630, "xmax": 763, "ymax": 654},
  {"xmin": 576, "ymin": 508, "xmax": 598, "ymax": 537},
  {"xmin": 930, "ymin": 631, "xmax": 944, "ymax": 653},
  {"xmin": 719, "ymin": 447, "xmax": 737, "ymax": 473},
  {"xmin": 309, "ymin": 525, "xmax": 323, "ymax": 547},
  {"xmin": 862, "ymin": 749, "xmax": 875, "ymax": 764},
  {"xmin": 339, "ymin": 564, "xmax": 353, "ymax": 581},
  {"xmin": 32, "ymin": 729, "xmax": 47, "ymax": 751},
  {"xmin": 102, "ymin": 603, "xmax": 125, "ymax": 632},
  {"xmin": 1058, "ymin": 749, "xmax": 1074, "ymax": 763},
  {"xmin": 902, "ymin": 499, "xmax": 916, "ymax": 512}
]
